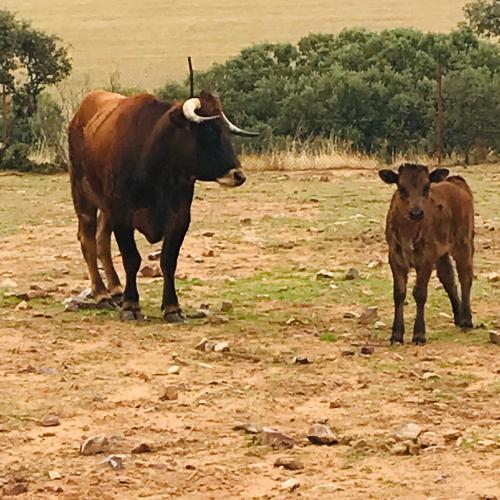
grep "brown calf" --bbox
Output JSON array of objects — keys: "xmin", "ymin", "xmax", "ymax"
[{"xmin": 379, "ymin": 163, "xmax": 474, "ymax": 345}]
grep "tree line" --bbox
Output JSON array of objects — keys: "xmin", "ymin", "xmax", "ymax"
[{"xmin": 0, "ymin": 0, "xmax": 499, "ymax": 170}]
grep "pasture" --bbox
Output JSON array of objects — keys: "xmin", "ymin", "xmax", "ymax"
[
  {"xmin": 0, "ymin": 165, "xmax": 499, "ymax": 498},
  {"xmin": 3, "ymin": 0, "xmax": 468, "ymax": 88}
]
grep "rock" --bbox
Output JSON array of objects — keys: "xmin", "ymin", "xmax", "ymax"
[
  {"xmin": 274, "ymin": 457, "xmax": 304, "ymax": 471},
  {"xmin": 340, "ymin": 348, "xmax": 356, "ymax": 357},
  {"xmin": 418, "ymin": 431, "xmax": 444, "ymax": 448},
  {"xmin": 358, "ymin": 306, "xmax": 379, "ymax": 325},
  {"xmin": 329, "ymin": 399, "xmax": 342, "ymax": 409},
  {"xmin": 345, "ymin": 268, "xmax": 359, "ymax": 280},
  {"xmin": 80, "ymin": 434, "xmax": 109, "ymax": 455},
  {"xmin": 307, "ymin": 423, "xmax": 338, "ymax": 446},
  {"xmin": 293, "ymin": 355, "xmax": 311, "ymax": 365},
  {"xmin": 360, "ymin": 345, "xmax": 375, "ymax": 355},
  {"xmin": 167, "ymin": 365, "xmax": 180, "ymax": 375},
  {"xmin": 442, "ymin": 429, "xmax": 462, "ymax": 443},
  {"xmin": 374, "ymin": 320, "xmax": 386, "ymax": 330},
  {"xmin": 392, "ymin": 423, "xmax": 423, "ymax": 442},
  {"xmin": 343, "ymin": 311, "xmax": 360, "ymax": 319},
  {"xmin": 260, "ymin": 427, "xmax": 295, "ymax": 449},
  {"xmin": 39, "ymin": 415, "xmax": 60, "ymax": 427},
  {"xmin": 422, "ymin": 372, "xmax": 442, "ymax": 380},
  {"xmin": 280, "ymin": 478, "xmax": 300, "ymax": 492},
  {"xmin": 233, "ymin": 423, "xmax": 262, "ymax": 434},
  {"xmin": 240, "ymin": 217, "xmax": 252, "ymax": 226},
  {"xmin": 194, "ymin": 257, "xmax": 205, "ymax": 263},
  {"xmin": 140, "ymin": 264, "xmax": 162, "ymax": 278},
  {"xmin": 202, "ymin": 249, "xmax": 215, "ymax": 257},
  {"xmin": 367, "ymin": 259, "xmax": 383, "ymax": 269},
  {"xmin": 131, "ymin": 443, "xmax": 152, "ymax": 454},
  {"xmin": 486, "ymin": 272, "xmax": 500, "ymax": 282},
  {"xmin": 319, "ymin": 175, "xmax": 330, "ymax": 182},
  {"xmin": 187, "ymin": 309, "xmax": 208, "ymax": 319},
  {"xmin": 202, "ymin": 231, "xmax": 215, "ymax": 237},
  {"xmin": 2, "ymin": 482, "xmax": 28, "ymax": 496},
  {"xmin": 220, "ymin": 300, "xmax": 233, "ymax": 312},
  {"xmin": 48, "ymin": 470, "xmax": 62, "ymax": 480},
  {"xmin": 213, "ymin": 342, "xmax": 230, "ymax": 353},
  {"xmin": 15, "ymin": 300, "xmax": 31, "ymax": 311},
  {"xmin": 160, "ymin": 385, "xmax": 179, "ymax": 401},
  {"xmin": 147, "ymin": 249, "xmax": 162, "ymax": 261},
  {"xmin": 100, "ymin": 454, "xmax": 125, "ymax": 469},
  {"xmin": 316, "ymin": 269, "xmax": 334, "ymax": 280},
  {"xmin": 194, "ymin": 338, "xmax": 209, "ymax": 351},
  {"xmin": 0, "ymin": 278, "xmax": 18, "ymax": 288},
  {"xmin": 489, "ymin": 330, "xmax": 500, "ymax": 345}
]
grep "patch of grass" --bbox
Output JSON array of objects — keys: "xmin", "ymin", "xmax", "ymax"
[{"xmin": 319, "ymin": 332, "xmax": 338, "ymax": 342}]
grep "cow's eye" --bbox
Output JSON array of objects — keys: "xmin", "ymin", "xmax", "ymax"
[{"xmin": 399, "ymin": 187, "xmax": 408, "ymax": 198}]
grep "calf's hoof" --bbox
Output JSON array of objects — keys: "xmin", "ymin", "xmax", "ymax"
[
  {"xmin": 163, "ymin": 310, "xmax": 185, "ymax": 324},
  {"xmin": 412, "ymin": 335, "xmax": 426, "ymax": 346},
  {"xmin": 119, "ymin": 303, "xmax": 142, "ymax": 321}
]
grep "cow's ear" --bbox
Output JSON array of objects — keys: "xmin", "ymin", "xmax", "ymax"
[
  {"xmin": 378, "ymin": 169, "xmax": 398, "ymax": 184},
  {"xmin": 429, "ymin": 168, "xmax": 449, "ymax": 183},
  {"xmin": 169, "ymin": 105, "xmax": 189, "ymax": 129}
]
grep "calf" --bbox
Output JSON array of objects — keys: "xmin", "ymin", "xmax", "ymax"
[{"xmin": 379, "ymin": 163, "xmax": 474, "ymax": 345}]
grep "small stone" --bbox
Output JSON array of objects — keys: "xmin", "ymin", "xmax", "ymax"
[
  {"xmin": 418, "ymin": 431, "xmax": 444, "ymax": 448},
  {"xmin": 340, "ymin": 348, "xmax": 356, "ymax": 356},
  {"xmin": 442, "ymin": 429, "xmax": 462, "ymax": 443},
  {"xmin": 194, "ymin": 257, "xmax": 205, "ymax": 263},
  {"xmin": 131, "ymin": 443, "xmax": 152, "ymax": 454},
  {"xmin": 194, "ymin": 338, "xmax": 209, "ymax": 351},
  {"xmin": 233, "ymin": 423, "xmax": 262, "ymax": 434},
  {"xmin": 489, "ymin": 330, "xmax": 500, "ymax": 345},
  {"xmin": 274, "ymin": 457, "xmax": 304, "ymax": 471},
  {"xmin": 202, "ymin": 231, "xmax": 215, "ymax": 237},
  {"xmin": 422, "ymin": 372, "xmax": 442, "ymax": 380},
  {"xmin": 80, "ymin": 434, "xmax": 109, "ymax": 455},
  {"xmin": 281, "ymin": 478, "xmax": 300, "ymax": 492},
  {"xmin": 307, "ymin": 423, "xmax": 338, "ymax": 446},
  {"xmin": 220, "ymin": 300, "xmax": 233, "ymax": 313},
  {"xmin": 167, "ymin": 365, "xmax": 180, "ymax": 375},
  {"xmin": 213, "ymin": 342, "xmax": 230, "ymax": 353},
  {"xmin": 329, "ymin": 399, "xmax": 342, "ymax": 409},
  {"xmin": 319, "ymin": 175, "xmax": 330, "ymax": 182},
  {"xmin": 486, "ymin": 272, "xmax": 500, "ymax": 282},
  {"xmin": 367, "ymin": 259, "xmax": 383, "ymax": 269},
  {"xmin": 160, "ymin": 385, "xmax": 179, "ymax": 401},
  {"xmin": 15, "ymin": 300, "xmax": 31, "ymax": 311},
  {"xmin": 345, "ymin": 268, "xmax": 359, "ymax": 280},
  {"xmin": 2, "ymin": 482, "xmax": 28, "ymax": 496},
  {"xmin": 140, "ymin": 264, "xmax": 162, "ymax": 278},
  {"xmin": 374, "ymin": 320, "xmax": 386, "ymax": 330},
  {"xmin": 0, "ymin": 278, "xmax": 18, "ymax": 289},
  {"xmin": 358, "ymin": 306, "xmax": 379, "ymax": 325},
  {"xmin": 316, "ymin": 269, "xmax": 334, "ymax": 280},
  {"xmin": 293, "ymin": 355, "xmax": 311, "ymax": 365},
  {"xmin": 48, "ymin": 471, "xmax": 62, "ymax": 480},
  {"xmin": 392, "ymin": 423, "xmax": 423, "ymax": 442},
  {"xmin": 260, "ymin": 427, "xmax": 295, "ymax": 449},
  {"xmin": 240, "ymin": 217, "xmax": 252, "ymax": 226},
  {"xmin": 101, "ymin": 454, "xmax": 125, "ymax": 469},
  {"xmin": 343, "ymin": 311, "xmax": 360, "ymax": 319},
  {"xmin": 39, "ymin": 415, "xmax": 60, "ymax": 427},
  {"xmin": 202, "ymin": 249, "xmax": 215, "ymax": 257},
  {"xmin": 360, "ymin": 345, "xmax": 375, "ymax": 355}
]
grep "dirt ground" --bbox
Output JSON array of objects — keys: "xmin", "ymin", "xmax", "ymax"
[{"xmin": 0, "ymin": 166, "xmax": 499, "ymax": 499}]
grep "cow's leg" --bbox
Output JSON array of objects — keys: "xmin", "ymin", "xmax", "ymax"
[
  {"xmin": 412, "ymin": 264, "xmax": 432, "ymax": 345},
  {"xmin": 455, "ymin": 246, "xmax": 474, "ymax": 330},
  {"xmin": 96, "ymin": 212, "xmax": 123, "ymax": 304},
  {"xmin": 389, "ymin": 254, "xmax": 408, "ymax": 344},
  {"xmin": 160, "ymin": 195, "xmax": 193, "ymax": 323},
  {"xmin": 113, "ymin": 224, "xmax": 142, "ymax": 321},
  {"xmin": 436, "ymin": 254, "xmax": 461, "ymax": 326}
]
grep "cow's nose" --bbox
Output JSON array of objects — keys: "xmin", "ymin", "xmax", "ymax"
[
  {"xmin": 233, "ymin": 169, "xmax": 246, "ymax": 186},
  {"xmin": 409, "ymin": 208, "xmax": 424, "ymax": 220}
]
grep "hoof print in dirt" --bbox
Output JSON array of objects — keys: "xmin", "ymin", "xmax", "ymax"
[{"xmin": 307, "ymin": 423, "xmax": 338, "ymax": 446}]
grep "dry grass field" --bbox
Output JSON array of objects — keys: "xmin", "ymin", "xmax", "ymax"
[
  {"xmin": 4, "ymin": 0, "xmax": 468, "ymax": 89},
  {"xmin": 0, "ymin": 166, "xmax": 499, "ymax": 498}
]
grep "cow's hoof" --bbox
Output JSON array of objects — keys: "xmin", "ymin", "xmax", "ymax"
[
  {"xmin": 119, "ymin": 308, "xmax": 142, "ymax": 321},
  {"xmin": 111, "ymin": 293, "xmax": 124, "ymax": 307},
  {"xmin": 164, "ymin": 311, "xmax": 185, "ymax": 323},
  {"xmin": 460, "ymin": 319, "xmax": 473, "ymax": 332},
  {"xmin": 96, "ymin": 297, "xmax": 119, "ymax": 311},
  {"xmin": 390, "ymin": 336, "xmax": 404, "ymax": 345},
  {"xmin": 412, "ymin": 335, "xmax": 426, "ymax": 346}
]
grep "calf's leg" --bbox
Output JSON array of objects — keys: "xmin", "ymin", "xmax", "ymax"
[
  {"xmin": 113, "ymin": 223, "xmax": 142, "ymax": 321},
  {"xmin": 412, "ymin": 264, "xmax": 432, "ymax": 345},
  {"xmin": 436, "ymin": 254, "xmax": 461, "ymax": 326},
  {"xmin": 389, "ymin": 255, "xmax": 408, "ymax": 344},
  {"xmin": 455, "ymin": 248, "xmax": 473, "ymax": 330}
]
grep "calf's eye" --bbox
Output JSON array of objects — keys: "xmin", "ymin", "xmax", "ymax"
[{"xmin": 399, "ymin": 187, "xmax": 408, "ymax": 198}]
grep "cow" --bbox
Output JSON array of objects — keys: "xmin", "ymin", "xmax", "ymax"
[
  {"xmin": 378, "ymin": 163, "xmax": 474, "ymax": 345},
  {"xmin": 68, "ymin": 90, "xmax": 257, "ymax": 322}
]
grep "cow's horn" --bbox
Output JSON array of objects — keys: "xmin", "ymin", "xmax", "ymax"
[
  {"xmin": 182, "ymin": 98, "xmax": 219, "ymax": 123},
  {"xmin": 221, "ymin": 112, "xmax": 259, "ymax": 137}
]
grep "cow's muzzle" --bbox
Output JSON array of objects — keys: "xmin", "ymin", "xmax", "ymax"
[{"xmin": 216, "ymin": 168, "xmax": 246, "ymax": 187}]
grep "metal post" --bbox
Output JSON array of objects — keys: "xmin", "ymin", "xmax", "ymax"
[{"xmin": 188, "ymin": 57, "xmax": 194, "ymax": 98}]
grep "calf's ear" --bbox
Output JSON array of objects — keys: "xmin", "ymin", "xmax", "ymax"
[
  {"xmin": 378, "ymin": 169, "xmax": 398, "ymax": 184},
  {"xmin": 429, "ymin": 168, "xmax": 449, "ymax": 183}
]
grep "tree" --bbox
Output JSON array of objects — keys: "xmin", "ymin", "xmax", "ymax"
[{"xmin": 464, "ymin": 0, "xmax": 500, "ymax": 38}]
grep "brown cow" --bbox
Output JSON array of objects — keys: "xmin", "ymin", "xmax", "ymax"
[
  {"xmin": 68, "ymin": 90, "xmax": 257, "ymax": 322},
  {"xmin": 379, "ymin": 163, "xmax": 474, "ymax": 345}
]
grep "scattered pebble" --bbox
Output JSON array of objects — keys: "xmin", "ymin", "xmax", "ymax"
[
  {"xmin": 48, "ymin": 471, "xmax": 62, "ymax": 480},
  {"xmin": 260, "ymin": 427, "xmax": 295, "ymax": 449},
  {"xmin": 345, "ymin": 268, "xmax": 360, "ymax": 280},
  {"xmin": 233, "ymin": 423, "xmax": 262, "ymax": 434},
  {"xmin": 213, "ymin": 342, "xmax": 230, "ymax": 353},
  {"xmin": 39, "ymin": 415, "xmax": 60, "ymax": 427},
  {"xmin": 293, "ymin": 355, "xmax": 311, "ymax": 365},
  {"xmin": 147, "ymin": 249, "xmax": 161, "ymax": 261},
  {"xmin": 100, "ymin": 454, "xmax": 125, "ymax": 470},
  {"xmin": 360, "ymin": 345, "xmax": 375, "ymax": 355},
  {"xmin": 281, "ymin": 478, "xmax": 300, "ymax": 492},
  {"xmin": 392, "ymin": 423, "xmax": 423, "ymax": 442},
  {"xmin": 167, "ymin": 365, "xmax": 180, "ymax": 375},
  {"xmin": 140, "ymin": 264, "xmax": 162, "ymax": 278},
  {"xmin": 489, "ymin": 330, "xmax": 500, "ymax": 345},
  {"xmin": 220, "ymin": 300, "xmax": 233, "ymax": 312},
  {"xmin": 131, "ymin": 443, "xmax": 152, "ymax": 454},
  {"xmin": 160, "ymin": 385, "xmax": 179, "ymax": 401},
  {"xmin": 15, "ymin": 300, "xmax": 31, "ymax": 311},
  {"xmin": 358, "ymin": 306, "xmax": 379, "ymax": 325},
  {"xmin": 274, "ymin": 457, "xmax": 304, "ymax": 471},
  {"xmin": 316, "ymin": 269, "xmax": 334, "ymax": 280},
  {"xmin": 80, "ymin": 434, "xmax": 109, "ymax": 455},
  {"xmin": 307, "ymin": 423, "xmax": 338, "ymax": 446}
]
